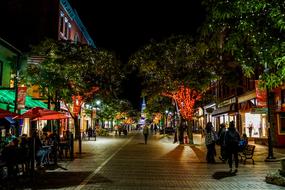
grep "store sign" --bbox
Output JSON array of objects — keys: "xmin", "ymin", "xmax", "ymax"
[
  {"xmin": 17, "ymin": 86, "xmax": 27, "ymax": 110},
  {"xmin": 251, "ymin": 107, "xmax": 268, "ymax": 114},
  {"xmin": 255, "ymin": 80, "xmax": 267, "ymax": 108},
  {"xmin": 218, "ymin": 97, "xmax": 236, "ymax": 108}
]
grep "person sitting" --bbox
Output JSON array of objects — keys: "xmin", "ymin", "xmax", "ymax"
[
  {"xmin": 239, "ymin": 133, "xmax": 248, "ymax": 152},
  {"xmin": 35, "ymin": 134, "xmax": 50, "ymax": 168}
]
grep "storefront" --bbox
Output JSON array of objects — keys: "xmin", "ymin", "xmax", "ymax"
[
  {"xmin": 272, "ymin": 87, "xmax": 285, "ymax": 146},
  {"xmin": 203, "ymin": 103, "xmax": 216, "ymax": 129},
  {"xmin": 212, "ymin": 97, "xmax": 238, "ymax": 131},
  {"xmin": 238, "ymin": 91, "xmax": 267, "ymax": 139}
]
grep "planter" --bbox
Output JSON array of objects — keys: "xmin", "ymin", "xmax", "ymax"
[
  {"xmin": 281, "ymin": 159, "xmax": 285, "ymax": 171},
  {"xmin": 280, "ymin": 159, "xmax": 285, "ymax": 177}
]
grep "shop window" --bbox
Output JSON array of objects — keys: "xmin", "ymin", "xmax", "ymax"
[{"xmin": 279, "ymin": 113, "xmax": 285, "ymax": 134}]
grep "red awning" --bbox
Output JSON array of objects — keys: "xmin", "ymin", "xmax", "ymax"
[
  {"xmin": 33, "ymin": 112, "xmax": 70, "ymax": 120},
  {"xmin": 14, "ymin": 107, "xmax": 70, "ymax": 120},
  {"xmin": 0, "ymin": 109, "xmax": 20, "ymax": 119}
]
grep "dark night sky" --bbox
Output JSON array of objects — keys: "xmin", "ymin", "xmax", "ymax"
[
  {"xmin": 70, "ymin": 0, "xmax": 206, "ymax": 109},
  {"xmin": 70, "ymin": 0, "xmax": 205, "ymax": 60}
]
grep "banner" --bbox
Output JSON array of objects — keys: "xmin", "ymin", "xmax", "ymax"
[
  {"xmin": 17, "ymin": 86, "xmax": 27, "ymax": 110},
  {"xmin": 72, "ymin": 95, "xmax": 83, "ymax": 115},
  {"xmin": 255, "ymin": 80, "xmax": 267, "ymax": 108}
]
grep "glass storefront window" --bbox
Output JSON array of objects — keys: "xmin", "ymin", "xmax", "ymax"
[{"xmin": 245, "ymin": 113, "xmax": 266, "ymax": 138}]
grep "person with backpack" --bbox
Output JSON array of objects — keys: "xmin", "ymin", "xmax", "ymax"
[
  {"xmin": 205, "ymin": 122, "xmax": 217, "ymax": 163},
  {"xmin": 225, "ymin": 121, "xmax": 241, "ymax": 173},
  {"xmin": 217, "ymin": 123, "xmax": 227, "ymax": 161}
]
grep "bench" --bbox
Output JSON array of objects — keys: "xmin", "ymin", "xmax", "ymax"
[{"xmin": 239, "ymin": 144, "xmax": 255, "ymax": 164}]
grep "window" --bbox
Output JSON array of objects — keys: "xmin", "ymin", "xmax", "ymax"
[
  {"xmin": 64, "ymin": 17, "xmax": 68, "ymax": 38},
  {"xmin": 278, "ymin": 113, "xmax": 285, "ymax": 134},
  {"xmin": 59, "ymin": 11, "xmax": 64, "ymax": 33},
  {"xmin": 67, "ymin": 23, "xmax": 71, "ymax": 39},
  {"xmin": 281, "ymin": 89, "xmax": 285, "ymax": 104},
  {"xmin": 74, "ymin": 33, "xmax": 79, "ymax": 43}
]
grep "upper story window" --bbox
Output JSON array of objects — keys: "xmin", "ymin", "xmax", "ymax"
[
  {"xmin": 74, "ymin": 33, "xmax": 79, "ymax": 43},
  {"xmin": 64, "ymin": 17, "xmax": 68, "ymax": 38},
  {"xmin": 67, "ymin": 23, "xmax": 71, "ymax": 39},
  {"xmin": 59, "ymin": 11, "xmax": 64, "ymax": 33}
]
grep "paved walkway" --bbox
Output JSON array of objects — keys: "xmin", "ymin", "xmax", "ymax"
[{"xmin": 3, "ymin": 131, "xmax": 285, "ymax": 189}]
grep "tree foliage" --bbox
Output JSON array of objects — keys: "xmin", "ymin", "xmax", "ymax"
[
  {"xmin": 23, "ymin": 39, "xmax": 124, "ymax": 110},
  {"xmin": 201, "ymin": 0, "xmax": 285, "ymax": 89},
  {"xmin": 129, "ymin": 35, "xmax": 215, "ymax": 97}
]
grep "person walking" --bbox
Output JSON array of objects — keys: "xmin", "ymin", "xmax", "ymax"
[
  {"xmin": 217, "ymin": 123, "xmax": 227, "ymax": 161},
  {"xmin": 205, "ymin": 122, "xmax": 217, "ymax": 164},
  {"xmin": 225, "ymin": 121, "xmax": 240, "ymax": 173},
  {"xmin": 143, "ymin": 125, "xmax": 149, "ymax": 144}
]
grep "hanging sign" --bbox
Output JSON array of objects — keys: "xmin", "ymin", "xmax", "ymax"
[
  {"xmin": 72, "ymin": 95, "xmax": 83, "ymax": 115},
  {"xmin": 17, "ymin": 86, "xmax": 27, "ymax": 110}
]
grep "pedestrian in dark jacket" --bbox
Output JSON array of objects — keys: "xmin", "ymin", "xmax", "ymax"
[
  {"xmin": 217, "ymin": 123, "xmax": 227, "ymax": 161},
  {"xmin": 205, "ymin": 122, "xmax": 217, "ymax": 163},
  {"xmin": 225, "ymin": 121, "xmax": 240, "ymax": 173}
]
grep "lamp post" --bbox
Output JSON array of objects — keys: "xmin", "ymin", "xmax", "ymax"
[
  {"xmin": 165, "ymin": 110, "xmax": 169, "ymax": 134},
  {"xmin": 264, "ymin": 65, "xmax": 276, "ymax": 161}
]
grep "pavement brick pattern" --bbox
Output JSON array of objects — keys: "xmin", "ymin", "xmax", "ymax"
[{"xmin": 3, "ymin": 131, "xmax": 285, "ymax": 189}]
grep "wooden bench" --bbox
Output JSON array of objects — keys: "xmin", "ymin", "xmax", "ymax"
[{"xmin": 239, "ymin": 144, "xmax": 255, "ymax": 164}]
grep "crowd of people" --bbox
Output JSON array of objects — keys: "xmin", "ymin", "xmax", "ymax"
[{"xmin": 204, "ymin": 121, "xmax": 249, "ymax": 173}]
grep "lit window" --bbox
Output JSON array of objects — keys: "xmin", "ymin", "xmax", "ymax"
[
  {"xmin": 64, "ymin": 18, "xmax": 68, "ymax": 38},
  {"xmin": 68, "ymin": 23, "xmax": 71, "ymax": 39},
  {"xmin": 74, "ymin": 33, "xmax": 79, "ymax": 43},
  {"xmin": 59, "ymin": 11, "xmax": 64, "ymax": 33}
]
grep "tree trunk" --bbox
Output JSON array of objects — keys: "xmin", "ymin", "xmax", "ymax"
[
  {"xmin": 186, "ymin": 120, "xmax": 194, "ymax": 144},
  {"xmin": 74, "ymin": 115, "xmax": 82, "ymax": 154},
  {"xmin": 178, "ymin": 118, "xmax": 185, "ymax": 144}
]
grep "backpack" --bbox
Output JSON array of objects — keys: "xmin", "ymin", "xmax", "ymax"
[
  {"xmin": 143, "ymin": 126, "xmax": 149, "ymax": 135},
  {"xmin": 225, "ymin": 131, "xmax": 240, "ymax": 146}
]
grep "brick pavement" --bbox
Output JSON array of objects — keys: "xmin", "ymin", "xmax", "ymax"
[{"xmin": 2, "ymin": 131, "xmax": 285, "ymax": 189}]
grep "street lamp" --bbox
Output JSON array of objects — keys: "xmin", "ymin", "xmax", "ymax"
[{"xmin": 165, "ymin": 110, "xmax": 169, "ymax": 134}]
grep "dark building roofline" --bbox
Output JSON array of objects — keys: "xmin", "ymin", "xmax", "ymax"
[
  {"xmin": 60, "ymin": 0, "xmax": 96, "ymax": 48},
  {"xmin": 0, "ymin": 37, "xmax": 22, "ymax": 56}
]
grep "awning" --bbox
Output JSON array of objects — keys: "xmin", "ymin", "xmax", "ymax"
[
  {"xmin": 0, "ymin": 89, "xmax": 47, "ymax": 109},
  {"xmin": 14, "ymin": 107, "xmax": 70, "ymax": 120},
  {"xmin": 212, "ymin": 104, "xmax": 237, "ymax": 116},
  {"xmin": 239, "ymin": 100, "xmax": 255, "ymax": 112},
  {"xmin": 0, "ymin": 108, "xmax": 20, "ymax": 118}
]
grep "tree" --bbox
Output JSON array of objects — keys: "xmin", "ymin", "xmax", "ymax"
[
  {"xmin": 129, "ymin": 35, "xmax": 215, "ymax": 144},
  {"xmin": 163, "ymin": 85, "xmax": 201, "ymax": 144},
  {"xmin": 23, "ymin": 39, "xmax": 124, "ymax": 152},
  {"xmin": 200, "ymin": 0, "xmax": 285, "ymax": 89}
]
